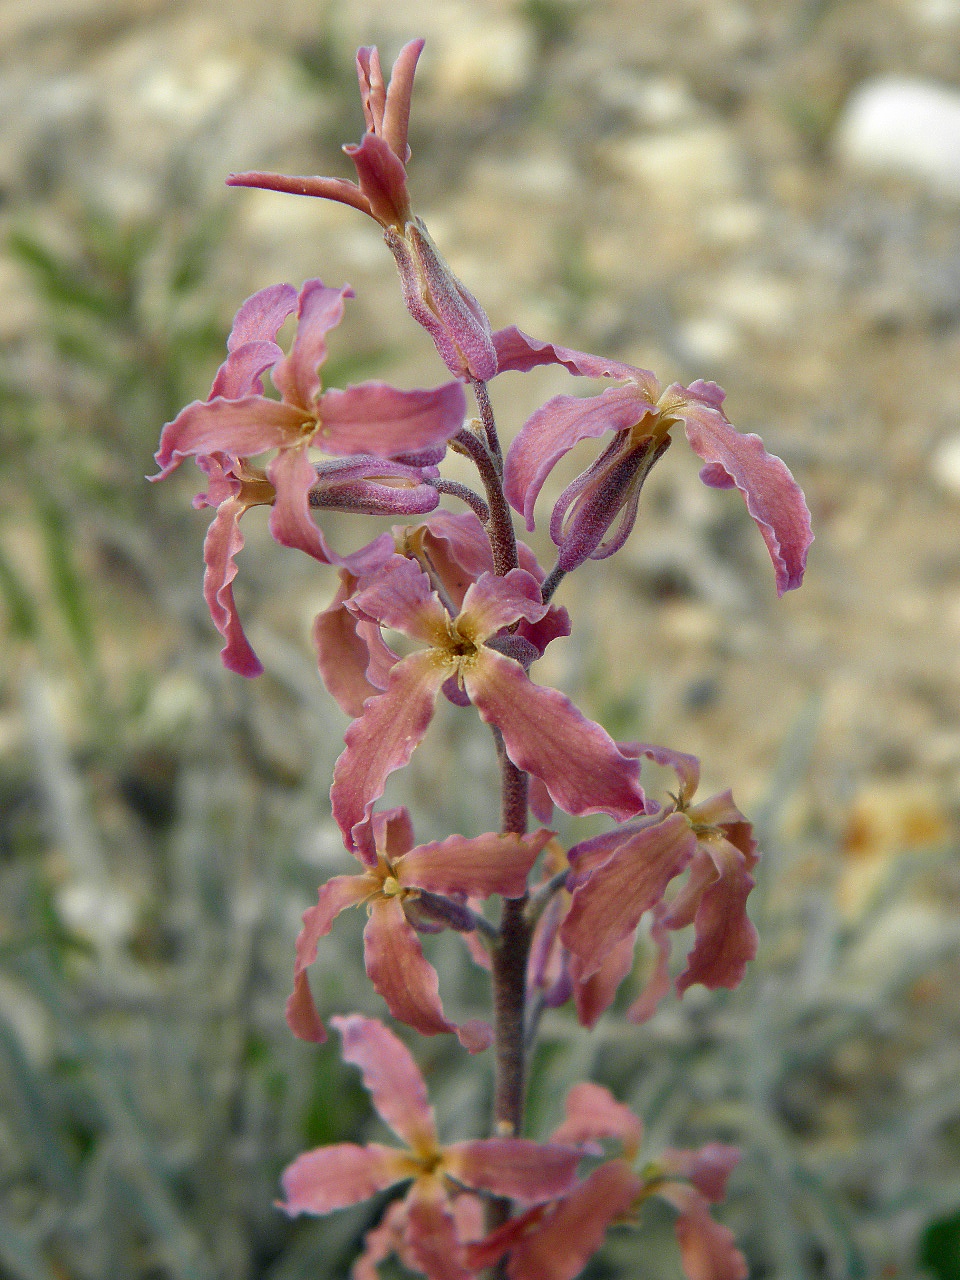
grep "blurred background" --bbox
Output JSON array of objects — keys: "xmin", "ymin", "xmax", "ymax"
[{"xmin": 3, "ymin": 0, "xmax": 960, "ymax": 1275}]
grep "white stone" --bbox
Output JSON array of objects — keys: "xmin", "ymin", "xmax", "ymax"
[
  {"xmin": 836, "ymin": 76, "xmax": 960, "ymax": 198},
  {"xmin": 611, "ymin": 125, "xmax": 742, "ymax": 203},
  {"xmin": 931, "ymin": 433, "xmax": 960, "ymax": 493}
]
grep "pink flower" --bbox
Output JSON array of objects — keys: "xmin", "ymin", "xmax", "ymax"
[
  {"xmin": 280, "ymin": 1015, "xmax": 582, "ymax": 1280},
  {"xmin": 497, "ymin": 327, "xmax": 812, "ymax": 593},
  {"xmin": 286, "ymin": 806, "xmax": 552, "ymax": 1051},
  {"xmin": 560, "ymin": 746, "xmax": 759, "ymax": 1018},
  {"xmin": 228, "ymin": 43, "xmax": 497, "ymax": 382},
  {"xmin": 467, "ymin": 1083, "xmax": 747, "ymax": 1280},
  {"xmin": 152, "ymin": 281, "xmax": 465, "ymax": 673},
  {"xmin": 313, "ymin": 509, "xmax": 570, "ymax": 716},
  {"xmin": 328, "ymin": 555, "xmax": 648, "ymax": 849}
]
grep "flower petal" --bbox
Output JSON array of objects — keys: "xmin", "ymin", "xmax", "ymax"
[
  {"xmin": 404, "ymin": 1179, "xmax": 475, "ymax": 1280},
  {"xmin": 675, "ymin": 838, "xmax": 758, "ymax": 994},
  {"xmin": 660, "ymin": 1144, "xmax": 742, "ymax": 1203},
  {"xmin": 571, "ymin": 935, "xmax": 636, "ymax": 1029},
  {"xmin": 465, "ymin": 650, "xmax": 647, "ymax": 821},
  {"xmin": 561, "ymin": 813, "xmax": 697, "ymax": 977},
  {"xmin": 364, "ymin": 899, "xmax": 490, "ymax": 1052},
  {"xmin": 399, "ymin": 829, "xmax": 553, "ymax": 899},
  {"xmin": 456, "ymin": 569, "xmax": 546, "ymax": 644},
  {"xmin": 211, "ymin": 282, "xmax": 298, "ymax": 398},
  {"xmin": 271, "ymin": 280, "xmax": 352, "ymax": 412},
  {"xmin": 628, "ymin": 743, "xmax": 701, "ymax": 806},
  {"xmin": 267, "ymin": 445, "xmax": 337, "ymax": 563},
  {"xmin": 330, "ymin": 1013, "xmax": 437, "ymax": 1152},
  {"xmin": 492, "ymin": 327, "xmax": 655, "ymax": 384},
  {"xmin": 504, "ymin": 386, "xmax": 657, "ymax": 531},
  {"xmin": 313, "ymin": 574, "xmax": 393, "ymax": 717},
  {"xmin": 331, "ymin": 649, "xmax": 449, "ymax": 849},
  {"xmin": 319, "ymin": 379, "xmax": 466, "ymax": 458},
  {"xmin": 502, "ymin": 1160, "xmax": 644, "ymax": 1280},
  {"xmin": 280, "ymin": 1142, "xmax": 406, "ymax": 1215},
  {"xmin": 345, "ymin": 132, "xmax": 412, "ymax": 229},
  {"xmin": 626, "ymin": 906, "xmax": 673, "ymax": 1023},
  {"xmin": 285, "ymin": 874, "xmax": 372, "ymax": 1041},
  {"xmin": 550, "ymin": 1083, "xmax": 643, "ymax": 1155},
  {"xmin": 200, "ymin": 493, "xmax": 264, "ymax": 677},
  {"xmin": 657, "ymin": 1180, "xmax": 748, "ymax": 1280},
  {"xmin": 380, "ymin": 39, "xmax": 425, "ymax": 161},
  {"xmin": 152, "ymin": 395, "xmax": 309, "ymax": 479},
  {"xmin": 678, "ymin": 385, "xmax": 812, "ymax": 595},
  {"xmin": 351, "ymin": 554, "xmax": 451, "ymax": 646},
  {"xmin": 443, "ymin": 1139, "xmax": 580, "ymax": 1203}
]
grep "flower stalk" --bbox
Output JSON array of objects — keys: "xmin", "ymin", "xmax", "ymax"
[{"xmin": 154, "ymin": 34, "xmax": 813, "ymax": 1280}]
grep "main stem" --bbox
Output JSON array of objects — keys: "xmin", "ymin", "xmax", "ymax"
[{"xmin": 467, "ymin": 382, "xmax": 536, "ymax": 1248}]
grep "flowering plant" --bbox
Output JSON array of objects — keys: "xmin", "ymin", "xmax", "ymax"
[{"xmin": 154, "ymin": 37, "xmax": 812, "ymax": 1280}]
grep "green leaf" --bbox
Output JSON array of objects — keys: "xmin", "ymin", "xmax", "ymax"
[{"xmin": 920, "ymin": 1209, "xmax": 960, "ymax": 1280}]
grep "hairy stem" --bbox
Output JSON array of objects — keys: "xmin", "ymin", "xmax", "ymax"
[
  {"xmin": 453, "ymin": 423, "xmax": 518, "ymax": 579},
  {"xmin": 473, "ymin": 379, "xmax": 503, "ymax": 475}
]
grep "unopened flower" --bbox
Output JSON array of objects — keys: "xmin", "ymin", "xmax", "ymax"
[
  {"xmin": 286, "ymin": 806, "xmax": 551, "ymax": 1051},
  {"xmin": 497, "ymin": 327, "xmax": 812, "ymax": 592},
  {"xmin": 229, "ymin": 42, "xmax": 497, "ymax": 382},
  {"xmin": 560, "ymin": 745, "xmax": 759, "ymax": 1015},
  {"xmin": 281, "ymin": 1015, "xmax": 581, "ymax": 1280},
  {"xmin": 328, "ymin": 555, "xmax": 648, "ymax": 849}
]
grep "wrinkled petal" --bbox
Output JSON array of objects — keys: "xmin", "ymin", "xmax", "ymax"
[
  {"xmin": 318, "ymin": 379, "xmax": 466, "ymax": 458},
  {"xmin": 565, "ymin": 814, "xmax": 661, "ymax": 890},
  {"xmin": 330, "ymin": 1013, "xmax": 437, "ymax": 1152},
  {"xmin": 626, "ymin": 907, "xmax": 673, "ymax": 1023},
  {"xmin": 675, "ymin": 838, "xmax": 758, "ymax": 994},
  {"xmin": 400, "ymin": 829, "xmax": 553, "ymax": 899},
  {"xmin": 551, "ymin": 1083, "xmax": 644, "ymax": 1155},
  {"xmin": 152, "ymin": 395, "xmax": 309, "ymax": 479},
  {"xmin": 227, "ymin": 282, "xmax": 299, "ymax": 352},
  {"xmin": 465, "ymin": 650, "xmax": 647, "ymax": 821},
  {"xmin": 561, "ymin": 812, "xmax": 697, "ymax": 976},
  {"xmin": 678, "ymin": 385, "xmax": 812, "ymax": 595},
  {"xmin": 370, "ymin": 805, "xmax": 417, "ymax": 861},
  {"xmin": 267, "ymin": 445, "xmax": 337, "ymax": 563},
  {"xmin": 478, "ymin": 1160, "xmax": 644, "ymax": 1280},
  {"xmin": 313, "ymin": 575, "xmax": 392, "ymax": 717},
  {"xmin": 660, "ymin": 1145, "xmax": 742, "ymax": 1204},
  {"xmin": 657, "ymin": 1180, "xmax": 748, "ymax": 1280},
  {"xmin": 331, "ymin": 649, "xmax": 450, "ymax": 849},
  {"xmin": 458, "ymin": 569, "xmax": 546, "ymax": 644},
  {"xmin": 356, "ymin": 45, "xmax": 388, "ymax": 137},
  {"xmin": 285, "ymin": 875, "xmax": 372, "ymax": 1040},
  {"xmin": 444, "ymin": 1139, "xmax": 580, "ymax": 1203},
  {"xmin": 271, "ymin": 280, "xmax": 352, "ymax": 412},
  {"xmin": 201, "ymin": 494, "xmax": 264, "ymax": 677},
  {"xmin": 571, "ymin": 935, "xmax": 636, "ymax": 1029},
  {"xmin": 211, "ymin": 340, "xmax": 285, "ymax": 400},
  {"xmin": 629, "ymin": 743, "xmax": 701, "ymax": 807},
  {"xmin": 503, "ymin": 386, "xmax": 656, "ymax": 531},
  {"xmin": 211, "ymin": 282, "xmax": 298, "ymax": 397},
  {"xmin": 364, "ymin": 899, "xmax": 490, "ymax": 1052},
  {"xmin": 280, "ymin": 1142, "xmax": 407, "ymax": 1214},
  {"xmin": 351, "ymin": 554, "xmax": 451, "ymax": 646},
  {"xmin": 492, "ymin": 326, "xmax": 654, "ymax": 384},
  {"xmin": 352, "ymin": 1198, "xmax": 410, "ymax": 1280}
]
